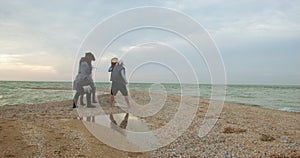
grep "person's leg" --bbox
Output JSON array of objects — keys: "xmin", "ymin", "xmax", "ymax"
[
  {"xmin": 92, "ymin": 87, "xmax": 97, "ymax": 103},
  {"xmin": 80, "ymin": 94, "xmax": 85, "ymax": 105},
  {"xmin": 120, "ymin": 84, "xmax": 130, "ymax": 107},
  {"xmin": 90, "ymin": 81, "xmax": 97, "ymax": 103},
  {"xmin": 86, "ymin": 92, "xmax": 93, "ymax": 107},
  {"xmin": 124, "ymin": 96, "xmax": 130, "ymax": 108},
  {"xmin": 73, "ymin": 92, "xmax": 81, "ymax": 108},
  {"xmin": 110, "ymin": 95, "xmax": 114, "ymax": 108},
  {"xmin": 110, "ymin": 82, "xmax": 118, "ymax": 108}
]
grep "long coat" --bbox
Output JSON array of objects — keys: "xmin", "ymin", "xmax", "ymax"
[{"xmin": 73, "ymin": 59, "xmax": 93, "ymax": 93}]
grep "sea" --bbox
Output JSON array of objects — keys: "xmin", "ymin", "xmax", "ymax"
[{"xmin": 0, "ymin": 81, "xmax": 299, "ymax": 113}]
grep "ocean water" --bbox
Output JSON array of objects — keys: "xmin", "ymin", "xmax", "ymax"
[{"xmin": 0, "ymin": 81, "xmax": 299, "ymax": 112}]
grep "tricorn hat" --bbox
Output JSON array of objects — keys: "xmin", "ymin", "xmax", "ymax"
[{"xmin": 85, "ymin": 52, "xmax": 95, "ymax": 61}]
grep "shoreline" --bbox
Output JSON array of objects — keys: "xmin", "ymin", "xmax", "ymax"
[
  {"xmin": 2, "ymin": 88, "xmax": 299, "ymax": 114},
  {"xmin": 218, "ymin": 100, "xmax": 300, "ymax": 113},
  {"xmin": 0, "ymin": 91, "xmax": 299, "ymax": 157},
  {"xmin": 1, "ymin": 81, "xmax": 299, "ymax": 113}
]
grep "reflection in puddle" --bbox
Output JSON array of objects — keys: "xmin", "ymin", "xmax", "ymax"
[
  {"xmin": 80, "ymin": 113, "xmax": 158, "ymax": 151},
  {"xmin": 82, "ymin": 113, "xmax": 150, "ymax": 132}
]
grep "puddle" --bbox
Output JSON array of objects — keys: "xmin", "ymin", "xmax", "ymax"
[
  {"xmin": 81, "ymin": 113, "xmax": 150, "ymax": 132},
  {"xmin": 79, "ymin": 113, "xmax": 160, "ymax": 151},
  {"xmin": 75, "ymin": 96, "xmax": 201, "ymax": 151}
]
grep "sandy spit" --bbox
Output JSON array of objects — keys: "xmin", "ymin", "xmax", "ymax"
[{"xmin": 0, "ymin": 91, "xmax": 299, "ymax": 158}]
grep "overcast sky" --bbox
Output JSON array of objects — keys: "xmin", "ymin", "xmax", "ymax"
[{"xmin": 0, "ymin": 0, "xmax": 299, "ymax": 85}]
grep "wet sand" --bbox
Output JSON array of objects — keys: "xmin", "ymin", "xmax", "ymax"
[{"xmin": 0, "ymin": 91, "xmax": 299, "ymax": 157}]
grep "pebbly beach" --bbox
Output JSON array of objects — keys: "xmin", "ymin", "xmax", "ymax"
[{"xmin": 0, "ymin": 90, "xmax": 299, "ymax": 157}]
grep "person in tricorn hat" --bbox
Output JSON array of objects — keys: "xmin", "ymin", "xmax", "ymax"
[
  {"xmin": 79, "ymin": 53, "xmax": 98, "ymax": 105},
  {"xmin": 73, "ymin": 52, "xmax": 96, "ymax": 108}
]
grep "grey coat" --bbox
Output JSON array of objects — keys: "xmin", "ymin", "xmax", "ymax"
[{"xmin": 73, "ymin": 61, "xmax": 93, "ymax": 92}]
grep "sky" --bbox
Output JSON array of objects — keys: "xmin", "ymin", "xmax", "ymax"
[{"xmin": 0, "ymin": 0, "xmax": 299, "ymax": 85}]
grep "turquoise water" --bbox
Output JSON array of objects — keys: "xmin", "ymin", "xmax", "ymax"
[
  {"xmin": 0, "ymin": 81, "xmax": 299, "ymax": 112},
  {"xmin": 0, "ymin": 81, "xmax": 73, "ymax": 106}
]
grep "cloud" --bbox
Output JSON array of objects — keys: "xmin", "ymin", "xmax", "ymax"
[
  {"xmin": 164, "ymin": 1, "xmax": 300, "ymax": 42},
  {"xmin": 0, "ymin": 53, "xmax": 58, "ymax": 80},
  {"xmin": 0, "ymin": 1, "xmax": 299, "ymax": 84}
]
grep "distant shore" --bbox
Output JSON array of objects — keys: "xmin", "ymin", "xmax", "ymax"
[{"xmin": 0, "ymin": 91, "xmax": 299, "ymax": 157}]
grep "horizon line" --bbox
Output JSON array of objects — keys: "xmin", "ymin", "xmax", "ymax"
[{"xmin": 0, "ymin": 80, "xmax": 299, "ymax": 86}]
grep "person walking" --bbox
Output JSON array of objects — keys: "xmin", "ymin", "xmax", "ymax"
[
  {"xmin": 73, "ymin": 52, "xmax": 96, "ymax": 108},
  {"xmin": 110, "ymin": 60, "xmax": 130, "ymax": 108},
  {"xmin": 79, "ymin": 56, "xmax": 97, "ymax": 105}
]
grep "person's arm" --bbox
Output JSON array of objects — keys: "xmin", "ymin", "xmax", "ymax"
[
  {"xmin": 108, "ymin": 66, "xmax": 113, "ymax": 72},
  {"xmin": 120, "ymin": 69, "xmax": 128, "ymax": 84}
]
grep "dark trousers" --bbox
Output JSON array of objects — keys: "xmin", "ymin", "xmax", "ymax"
[
  {"xmin": 79, "ymin": 87, "xmax": 96, "ymax": 104},
  {"xmin": 73, "ymin": 91, "xmax": 91, "ymax": 108}
]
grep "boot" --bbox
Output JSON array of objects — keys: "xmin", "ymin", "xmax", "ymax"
[
  {"xmin": 73, "ymin": 101, "xmax": 77, "ymax": 108},
  {"xmin": 86, "ymin": 93, "xmax": 95, "ymax": 108},
  {"xmin": 92, "ymin": 90, "xmax": 97, "ymax": 103},
  {"xmin": 73, "ymin": 92, "xmax": 80, "ymax": 108}
]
